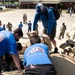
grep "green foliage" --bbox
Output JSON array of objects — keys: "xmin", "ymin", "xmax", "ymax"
[{"xmin": 0, "ymin": 0, "xmax": 19, "ymax": 4}]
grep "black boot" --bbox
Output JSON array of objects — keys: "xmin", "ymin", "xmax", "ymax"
[{"xmin": 54, "ymin": 47, "xmax": 58, "ymax": 53}]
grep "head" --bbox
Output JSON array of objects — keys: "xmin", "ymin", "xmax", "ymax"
[
  {"xmin": 13, "ymin": 28, "xmax": 23, "ymax": 41},
  {"xmin": 20, "ymin": 21, "xmax": 22, "ymax": 24},
  {"xmin": 3, "ymin": 24, "xmax": 5, "ymax": 26},
  {"xmin": 29, "ymin": 21, "xmax": 31, "ymax": 22},
  {"xmin": 30, "ymin": 35, "xmax": 41, "ymax": 45},
  {"xmin": 16, "ymin": 42, "xmax": 22, "ymax": 51},
  {"xmin": 23, "ymin": 14, "xmax": 25, "ymax": 15},
  {"xmin": 62, "ymin": 22, "xmax": 65, "ymax": 25},
  {"xmin": 36, "ymin": 3, "xmax": 45, "ymax": 14},
  {"xmin": 8, "ymin": 22, "xmax": 10, "ymax": 24}
]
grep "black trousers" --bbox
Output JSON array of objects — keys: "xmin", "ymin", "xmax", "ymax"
[
  {"xmin": 0, "ymin": 56, "xmax": 3, "ymax": 72},
  {"xmin": 25, "ymin": 64, "xmax": 57, "ymax": 75},
  {"xmin": 0, "ymin": 58, "xmax": 1, "ymax": 72}
]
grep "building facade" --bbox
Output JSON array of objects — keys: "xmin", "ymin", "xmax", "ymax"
[
  {"xmin": 19, "ymin": 0, "xmax": 75, "ymax": 9},
  {"xmin": 60, "ymin": 0, "xmax": 75, "ymax": 9},
  {"xmin": 19, "ymin": 0, "xmax": 60, "ymax": 9}
]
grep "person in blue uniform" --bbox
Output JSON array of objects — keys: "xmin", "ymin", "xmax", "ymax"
[
  {"xmin": 33, "ymin": 3, "xmax": 58, "ymax": 53},
  {"xmin": 18, "ymin": 21, "xmax": 23, "ymax": 30},
  {"xmin": 23, "ymin": 35, "xmax": 57, "ymax": 75},
  {"xmin": 0, "ymin": 27, "xmax": 3, "ymax": 31},
  {"xmin": 0, "ymin": 28, "xmax": 23, "ymax": 75},
  {"xmin": 2, "ymin": 24, "xmax": 6, "ymax": 30},
  {"xmin": 28, "ymin": 21, "xmax": 32, "ymax": 32},
  {"xmin": 4, "ymin": 42, "xmax": 23, "ymax": 71}
]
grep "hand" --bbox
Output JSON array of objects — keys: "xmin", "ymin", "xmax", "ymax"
[
  {"xmin": 12, "ymin": 70, "xmax": 25, "ymax": 75},
  {"xmin": 18, "ymin": 70, "xmax": 25, "ymax": 75},
  {"xmin": 16, "ymin": 69, "xmax": 22, "ymax": 73},
  {"xmin": 42, "ymin": 34, "xmax": 49, "ymax": 39},
  {"xmin": 29, "ymin": 31, "xmax": 38, "ymax": 37}
]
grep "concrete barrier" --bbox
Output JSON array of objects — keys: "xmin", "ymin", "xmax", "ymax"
[{"xmin": 50, "ymin": 54, "xmax": 75, "ymax": 75}]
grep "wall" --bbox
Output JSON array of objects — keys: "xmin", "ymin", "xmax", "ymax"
[
  {"xmin": 19, "ymin": 0, "xmax": 75, "ymax": 9},
  {"xmin": 60, "ymin": 0, "xmax": 75, "ymax": 2},
  {"xmin": 61, "ymin": 2, "xmax": 75, "ymax": 9},
  {"xmin": 19, "ymin": 0, "xmax": 60, "ymax": 3}
]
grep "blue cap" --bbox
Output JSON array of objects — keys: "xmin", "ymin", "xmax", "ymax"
[{"xmin": 36, "ymin": 3, "xmax": 44, "ymax": 14}]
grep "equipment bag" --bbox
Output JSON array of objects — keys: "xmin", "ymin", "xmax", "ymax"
[
  {"xmin": 50, "ymin": 7, "xmax": 60, "ymax": 20},
  {"xmin": 51, "ymin": 7, "xmax": 60, "ymax": 20}
]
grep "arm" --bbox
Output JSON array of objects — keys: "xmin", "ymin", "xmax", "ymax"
[
  {"xmin": 33, "ymin": 13, "xmax": 40, "ymax": 31},
  {"xmin": 23, "ymin": 51, "xmax": 27, "ymax": 69},
  {"xmin": 24, "ymin": 65, "xmax": 26, "ymax": 69},
  {"xmin": 6, "ymin": 24, "xmax": 8, "ymax": 28},
  {"xmin": 12, "ymin": 54, "xmax": 21, "ymax": 72},
  {"xmin": 46, "ymin": 9, "xmax": 55, "ymax": 35},
  {"xmin": 9, "ymin": 36, "xmax": 21, "ymax": 72}
]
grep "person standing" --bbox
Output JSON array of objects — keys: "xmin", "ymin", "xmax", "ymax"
[
  {"xmin": 28, "ymin": 21, "xmax": 32, "ymax": 32},
  {"xmin": 70, "ymin": 7, "xmax": 72, "ymax": 16},
  {"xmin": 2, "ymin": 24, "xmax": 6, "ymax": 30},
  {"xmin": 23, "ymin": 35, "xmax": 57, "ymax": 75},
  {"xmin": 0, "ymin": 24, "xmax": 6, "ymax": 31},
  {"xmin": 0, "ymin": 27, "xmax": 3, "ymax": 31},
  {"xmin": 33, "ymin": 3, "xmax": 58, "ymax": 53},
  {"xmin": 18, "ymin": 21, "xmax": 23, "ymax": 31},
  {"xmin": 6, "ymin": 22, "xmax": 13, "ymax": 32},
  {"xmin": 58, "ymin": 22, "xmax": 66, "ymax": 39},
  {"xmin": 0, "ymin": 28, "xmax": 23, "ymax": 75},
  {"xmin": 23, "ymin": 14, "xmax": 27, "ymax": 24},
  {"xmin": 0, "ymin": 20, "xmax": 2, "ymax": 27}
]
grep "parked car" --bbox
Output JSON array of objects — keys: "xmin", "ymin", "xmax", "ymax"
[
  {"xmin": 6, "ymin": 4, "xmax": 19, "ymax": 8},
  {"xmin": 0, "ymin": 7, "xmax": 3, "ymax": 10}
]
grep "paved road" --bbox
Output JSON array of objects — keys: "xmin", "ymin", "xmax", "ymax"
[{"xmin": 0, "ymin": 9, "xmax": 75, "ymax": 53}]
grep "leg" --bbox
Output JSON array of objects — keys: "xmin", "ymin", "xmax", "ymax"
[
  {"xmin": 43, "ymin": 28, "xmax": 52, "ymax": 50},
  {"xmin": 0, "ymin": 58, "xmax": 2, "ymax": 74},
  {"xmin": 51, "ymin": 39, "xmax": 58, "ymax": 53},
  {"xmin": 58, "ymin": 32, "xmax": 62, "ymax": 39},
  {"xmin": 30, "ymin": 28, "xmax": 31, "ymax": 32},
  {"xmin": 51, "ymin": 39, "xmax": 56, "ymax": 48},
  {"xmin": 28, "ymin": 28, "xmax": 29, "ymax": 33},
  {"xmin": 43, "ymin": 37, "xmax": 52, "ymax": 50},
  {"xmin": 0, "ymin": 57, "xmax": 4, "ymax": 75},
  {"xmin": 23, "ymin": 19, "xmax": 25, "ymax": 24},
  {"xmin": 5, "ymin": 53, "xmax": 14, "ymax": 71},
  {"xmin": 50, "ymin": 26, "xmax": 58, "ymax": 53},
  {"xmin": 62, "ymin": 32, "xmax": 65, "ymax": 39},
  {"xmin": 25, "ymin": 19, "xmax": 27, "ymax": 24}
]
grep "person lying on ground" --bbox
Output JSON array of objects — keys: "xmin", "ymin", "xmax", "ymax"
[{"xmin": 23, "ymin": 34, "xmax": 57, "ymax": 75}]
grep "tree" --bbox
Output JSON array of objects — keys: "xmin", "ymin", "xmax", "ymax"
[
  {"xmin": 10, "ymin": 0, "xmax": 15, "ymax": 3},
  {"xmin": 2, "ymin": 0, "xmax": 4, "ymax": 4}
]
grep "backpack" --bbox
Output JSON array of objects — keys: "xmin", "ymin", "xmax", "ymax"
[
  {"xmin": 46, "ymin": 7, "xmax": 60, "ymax": 20},
  {"xmin": 50, "ymin": 7, "xmax": 60, "ymax": 20}
]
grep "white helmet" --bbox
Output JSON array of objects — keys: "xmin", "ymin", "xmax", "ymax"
[{"xmin": 36, "ymin": 3, "xmax": 44, "ymax": 14}]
